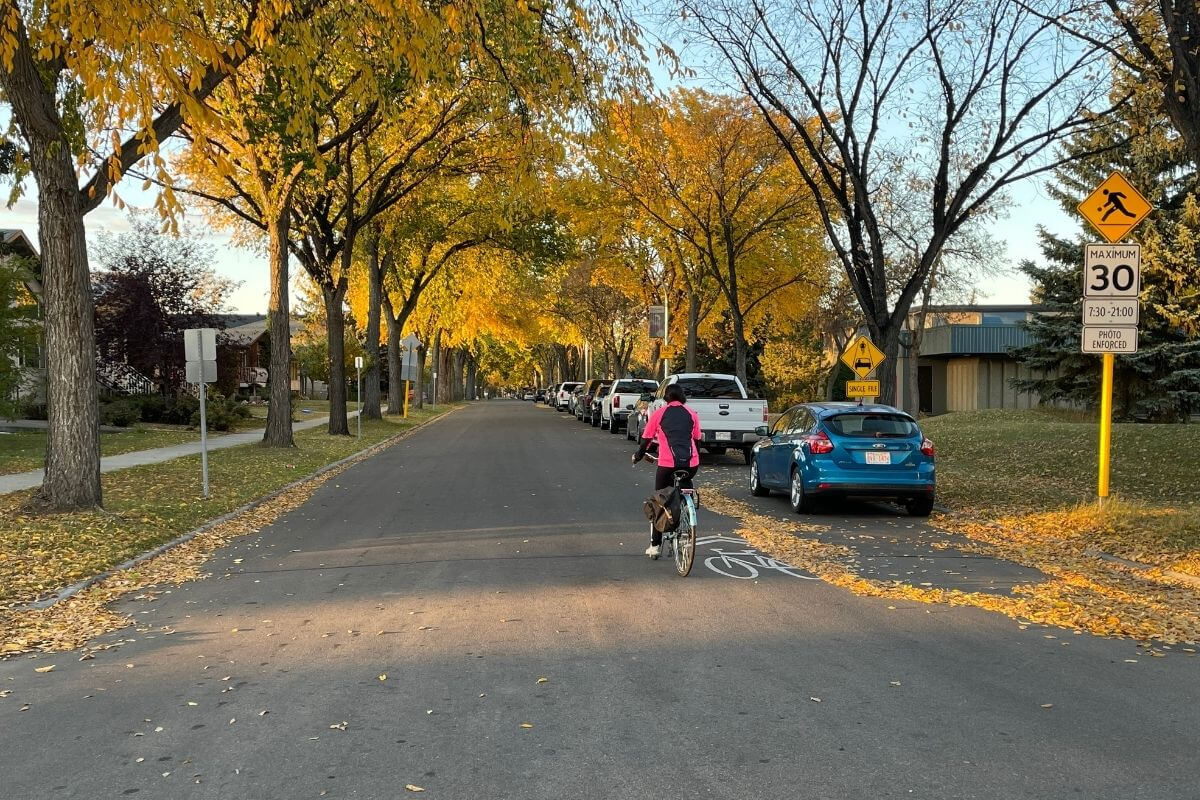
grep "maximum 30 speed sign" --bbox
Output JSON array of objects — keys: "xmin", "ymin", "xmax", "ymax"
[
  {"xmin": 1084, "ymin": 243, "xmax": 1140, "ymax": 298},
  {"xmin": 1082, "ymin": 243, "xmax": 1140, "ymax": 355}
]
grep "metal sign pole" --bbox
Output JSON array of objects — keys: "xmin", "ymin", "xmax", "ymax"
[
  {"xmin": 199, "ymin": 379, "xmax": 209, "ymax": 498},
  {"xmin": 1098, "ymin": 352, "xmax": 1115, "ymax": 503},
  {"xmin": 356, "ymin": 365, "xmax": 362, "ymax": 439},
  {"xmin": 663, "ymin": 290, "xmax": 669, "ymax": 381}
]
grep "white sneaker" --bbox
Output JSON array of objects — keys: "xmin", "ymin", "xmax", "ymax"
[{"xmin": 645, "ymin": 544, "xmax": 661, "ymax": 559}]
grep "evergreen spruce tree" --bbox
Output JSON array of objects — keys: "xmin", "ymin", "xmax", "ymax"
[{"xmin": 1014, "ymin": 75, "xmax": 1200, "ymax": 421}]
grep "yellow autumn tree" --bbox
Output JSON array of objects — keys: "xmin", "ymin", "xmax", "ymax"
[{"xmin": 593, "ymin": 88, "xmax": 830, "ymax": 386}]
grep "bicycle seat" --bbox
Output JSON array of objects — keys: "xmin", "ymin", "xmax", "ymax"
[{"xmin": 673, "ymin": 469, "xmax": 691, "ymax": 478}]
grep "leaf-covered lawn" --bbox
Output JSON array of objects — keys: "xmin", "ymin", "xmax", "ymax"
[
  {"xmin": 923, "ymin": 409, "xmax": 1200, "ymax": 597},
  {"xmin": 0, "ymin": 406, "xmax": 452, "ymax": 608},
  {"xmin": 0, "ymin": 427, "xmax": 214, "ymax": 476}
]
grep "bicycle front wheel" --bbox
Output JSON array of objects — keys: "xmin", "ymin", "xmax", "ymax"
[{"xmin": 674, "ymin": 497, "xmax": 696, "ymax": 577}]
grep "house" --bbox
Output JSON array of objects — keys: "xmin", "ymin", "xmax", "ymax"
[
  {"xmin": 221, "ymin": 315, "xmax": 305, "ymax": 394},
  {"xmin": 1, "ymin": 229, "xmax": 45, "ymax": 405},
  {"xmin": 893, "ymin": 304, "xmax": 1047, "ymax": 416}
]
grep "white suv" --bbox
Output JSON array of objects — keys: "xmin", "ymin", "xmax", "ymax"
[
  {"xmin": 554, "ymin": 382, "xmax": 583, "ymax": 411},
  {"xmin": 601, "ymin": 378, "xmax": 662, "ymax": 433}
]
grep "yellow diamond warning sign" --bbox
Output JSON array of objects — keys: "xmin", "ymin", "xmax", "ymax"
[
  {"xmin": 1077, "ymin": 171, "xmax": 1153, "ymax": 244},
  {"xmin": 840, "ymin": 335, "xmax": 886, "ymax": 379}
]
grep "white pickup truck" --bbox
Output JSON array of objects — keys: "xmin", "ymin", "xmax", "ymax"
[{"xmin": 647, "ymin": 373, "xmax": 768, "ymax": 463}]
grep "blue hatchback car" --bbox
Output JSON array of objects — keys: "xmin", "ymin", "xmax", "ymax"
[{"xmin": 749, "ymin": 403, "xmax": 936, "ymax": 516}]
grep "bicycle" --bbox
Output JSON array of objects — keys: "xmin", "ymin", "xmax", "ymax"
[{"xmin": 643, "ymin": 453, "xmax": 697, "ymax": 577}]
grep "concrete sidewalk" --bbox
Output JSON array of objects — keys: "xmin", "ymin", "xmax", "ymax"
[{"xmin": 0, "ymin": 411, "xmax": 365, "ymax": 495}]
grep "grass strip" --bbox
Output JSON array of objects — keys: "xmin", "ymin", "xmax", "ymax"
[
  {"xmin": 0, "ymin": 427, "xmax": 211, "ymax": 476},
  {"xmin": 0, "ymin": 406, "xmax": 455, "ymax": 609}
]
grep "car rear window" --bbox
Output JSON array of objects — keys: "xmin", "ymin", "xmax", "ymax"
[
  {"xmin": 674, "ymin": 378, "xmax": 743, "ymax": 399},
  {"xmin": 825, "ymin": 413, "xmax": 918, "ymax": 438},
  {"xmin": 618, "ymin": 380, "xmax": 659, "ymax": 392},
  {"xmin": 561, "ymin": 383, "xmax": 581, "ymax": 391}
]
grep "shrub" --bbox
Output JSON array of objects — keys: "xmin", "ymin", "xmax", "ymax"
[
  {"xmin": 161, "ymin": 394, "xmax": 200, "ymax": 425},
  {"xmin": 131, "ymin": 394, "xmax": 167, "ymax": 423},
  {"xmin": 100, "ymin": 399, "xmax": 142, "ymax": 428},
  {"xmin": 21, "ymin": 401, "xmax": 48, "ymax": 421},
  {"xmin": 189, "ymin": 391, "xmax": 251, "ymax": 432}
]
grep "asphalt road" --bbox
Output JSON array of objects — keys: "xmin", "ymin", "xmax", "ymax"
[{"xmin": 2, "ymin": 400, "xmax": 1197, "ymax": 799}]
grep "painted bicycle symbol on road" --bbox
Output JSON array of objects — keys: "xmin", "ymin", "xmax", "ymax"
[{"xmin": 695, "ymin": 536, "xmax": 817, "ymax": 580}]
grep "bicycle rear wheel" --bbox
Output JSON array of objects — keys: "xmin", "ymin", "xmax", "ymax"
[{"xmin": 674, "ymin": 496, "xmax": 695, "ymax": 577}]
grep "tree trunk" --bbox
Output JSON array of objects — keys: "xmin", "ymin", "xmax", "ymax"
[
  {"xmin": 414, "ymin": 343, "xmax": 427, "ymax": 409},
  {"xmin": 2, "ymin": 44, "xmax": 103, "ymax": 508},
  {"xmin": 362, "ymin": 234, "xmax": 383, "ymax": 419},
  {"xmin": 31, "ymin": 128, "xmax": 102, "ymax": 507},
  {"xmin": 323, "ymin": 282, "xmax": 351, "ymax": 435},
  {"xmin": 466, "ymin": 356, "xmax": 477, "ymax": 400},
  {"xmin": 451, "ymin": 349, "xmax": 464, "ymax": 401},
  {"xmin": 436, "ymin": 331, "xmax": 446, "ymax": 407},
  {"xmin": 686, "ymin": 291, "xmax": 699, "ymax": 372},
  {"xmin": 730, "ymin": 310, "xmax": 748, "ymax": 388},
  {"xmin": 383, "ymin": 297, "xmax": 404, "ymax": 416},
  {"xmin": 263, "ymin": 208, "xmax": 295, "ymax": 447},
  {"xmin": 872, "ymin": 325, "xmax": 902, "ymax": 406}
]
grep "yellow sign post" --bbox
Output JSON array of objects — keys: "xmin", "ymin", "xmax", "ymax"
[
  {"xmin": 1079, "ymin": 172, "xmax": 1152, "ymax": 503},
  {"xmin": 1077, "ymin": 171, "xmax": 1152, "ymax": 245},
  {"xmin": 402, "ymin": 380, "xmax": 410, "ymax": 418}
]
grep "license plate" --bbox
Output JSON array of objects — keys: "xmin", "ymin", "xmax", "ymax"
[
  {"xmin": 865, "ymin": 451, "xmax": 891, "ymax": 465},
  {"xmin": 714, "ymin": 431, "xmax": 732, "ymax": 441}
]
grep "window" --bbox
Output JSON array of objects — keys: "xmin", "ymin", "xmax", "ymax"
[
  {"xmin": 788, "ymin": 409, "xmax": 813, "ymax": 435},
  {"xmin": 770, "ymin": 410, "xmax": 793, "ymax": 435},
  {"xmin": 825, "ymin": 413, "xmax": 918, "ymax": 438},
  {"xmin": 674, "ymin": 377, "xmax": 743, "ymax": 399}
]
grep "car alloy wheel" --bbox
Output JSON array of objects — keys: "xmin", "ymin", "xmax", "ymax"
[
  {"xmin": 789, "ymin": 469, "xmax": 811, "ymax": 514},
  {"xmin": 750, "ymin": 459, "xmax": 769, "ymax": 497}
]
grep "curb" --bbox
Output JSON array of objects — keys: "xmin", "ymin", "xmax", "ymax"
[{"xmin": 19, "ymin": 405, "xmax": 462, "ymax": 612}]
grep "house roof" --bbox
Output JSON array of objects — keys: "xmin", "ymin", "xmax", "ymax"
[
  {"xmin": 0, "ymin": 229, "xmax": 37, "ymax": 259},
  {"xmin": 224, "ymin": 316, "xmax": 306, "ymax": 346},
  {"xmin": 1, "ymin": 229, "xmax": 43, "ymax": 301}
]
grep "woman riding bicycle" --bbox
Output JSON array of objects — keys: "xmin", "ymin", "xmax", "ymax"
[{"xmin": 631, "ymin": 383, "xmax": 702, "ymax": 558}]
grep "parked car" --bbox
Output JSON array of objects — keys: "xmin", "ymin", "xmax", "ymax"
[
  {"xmin": 555, "ymin": 382, "xmax": 583, "ymax": 411},
  {"xmin": 522, "ymin": 389, "xmax": 536, "ymax": 401},
  {"xmin": 646, "ymin": 373, "xmax": 767, "ymax": 463},
  {"xmin": 749, "ymin": 402, "xmax": 935, "ymax": 517},
  {"xmin": 588, "ymin": 384, "xmax": 613, "ymax": 427},
  {"xmin": 602, "ymin": 378, "xmax": 661, "ymax": 434},
  {"xmin": 575, "ymin": 379, "xmax": 610, "ymax": 422},
  {"xmin": 535, "ymin": 389, "xmax": 546, "ymax": 402},
  {"xmin": 569, "ymin": 385, "xmax": 587, "ymax": 416},
  {"xmin": 625, "ymin": 392, "xmax": 658, "ymax": 442}
]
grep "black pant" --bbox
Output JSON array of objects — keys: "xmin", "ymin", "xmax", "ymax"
[{"xmin": 650, "ymin": 465, "xmax": 697, "ymax": 546}]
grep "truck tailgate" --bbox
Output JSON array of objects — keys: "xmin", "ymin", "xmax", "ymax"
[{"xmin": 691, "ymin": 400, "xmax": 766, "ymax": 442}]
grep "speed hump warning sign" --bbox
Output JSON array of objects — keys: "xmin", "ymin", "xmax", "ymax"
[{"xmin": 840, "ymin": 335, "xmax": 886, "ymax": 379}]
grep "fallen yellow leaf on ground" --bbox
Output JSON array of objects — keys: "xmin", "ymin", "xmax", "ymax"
[
  {"xmin": 34, "ymin": 664, "xmax": 54, "ymax": 673},
  {"xmin": 405, "ymin": 785, "xmax": 425, "ymax": 793}
]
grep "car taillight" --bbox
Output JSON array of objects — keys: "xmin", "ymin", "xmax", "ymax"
[
  {"xmin": 805, "ymin": 432, "xmax": 834, "ymax": 454},
  {"xmin": 921, "ymin": 438, "xmax": 935, "ymax": 457},
  {"xmin": 762, "ymin": 405, "xmax": 768, "ymax": 423},
  {"xmin": 612, "ymin": 395, "xmax": 620, "ymax": 408}
]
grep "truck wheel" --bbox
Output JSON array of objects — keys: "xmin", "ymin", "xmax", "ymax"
[{"xmin": 741, "ymin": 447, "xmax": 754, "ymax": 465}]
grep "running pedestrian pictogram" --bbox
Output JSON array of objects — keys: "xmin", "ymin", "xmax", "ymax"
[{"xmin": 1077, "ymin": 171, "xmax": 1153, "ymax": 243}]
